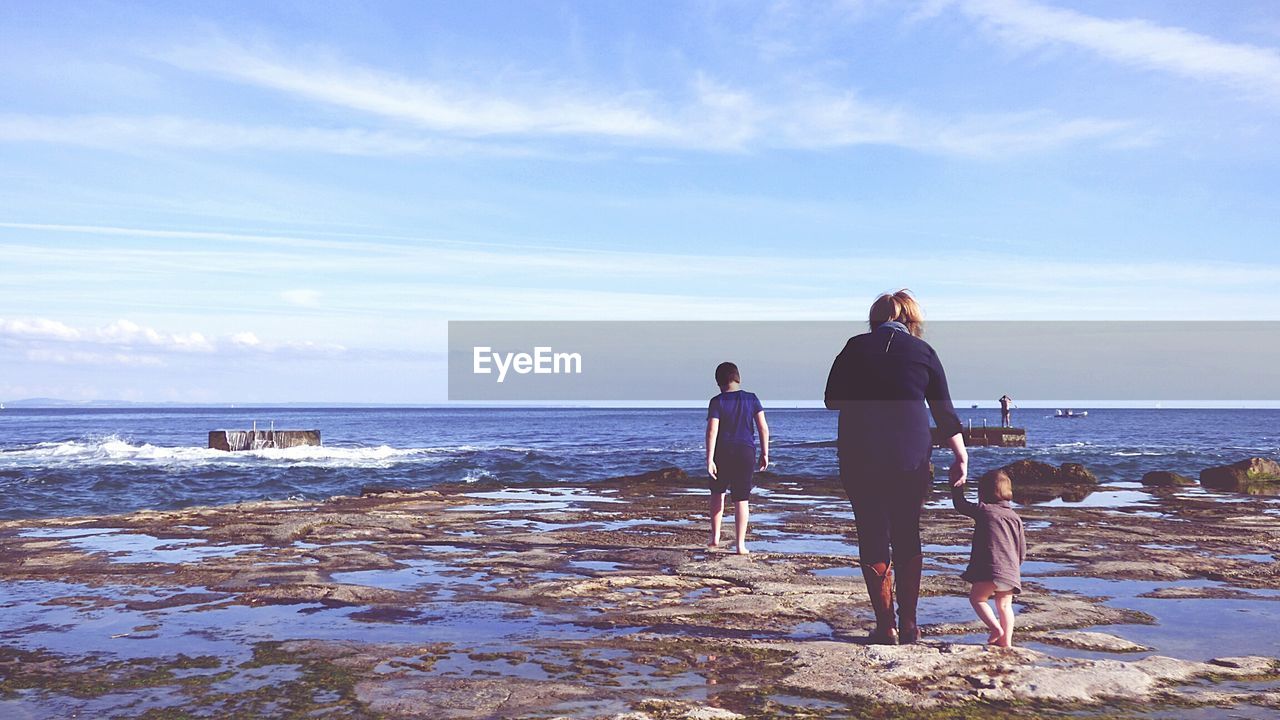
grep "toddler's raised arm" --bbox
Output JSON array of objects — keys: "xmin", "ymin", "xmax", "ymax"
[{"xmin": 951, "ymin": 485, "xmax": 979, "ymax": 519}]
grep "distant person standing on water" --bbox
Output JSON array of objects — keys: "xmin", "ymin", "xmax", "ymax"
[
  {"xmin": 1000, "ymin": 394, "xmax": 1014, "ymax": 427},
  {"xmin": 706, "ymin": 362, "xmax": 769, "ymax": 555},
  {"xmin": 825, "ymin": 290, "xmax": 967, "ymax": 644}
]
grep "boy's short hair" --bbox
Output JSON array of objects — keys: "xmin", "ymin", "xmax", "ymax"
[
  {"xmin": 715, "ymin": 362, "xmax": 740, "ymax": 387},
  {"xmin": 979, "ymin": 469, "xmax": 1014, "ymax": 503}
]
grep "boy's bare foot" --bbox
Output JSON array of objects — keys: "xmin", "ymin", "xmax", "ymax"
[
  {"xmin": 986, "ymin": 630, "xmax": 1003, "ymax": 644},
  {"xmin": 990, "ymin": 638, "xmax": 1012, "ymax": 648},
  {"xmin": 734, "ymin": 545, "xmax": 749, "ymax": 555},
  {"xmin": 706, "ymin": 542, "xmax": 720, "ymax": 550}
]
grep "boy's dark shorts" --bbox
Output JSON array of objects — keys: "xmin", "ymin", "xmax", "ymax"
[{"xmin": 711, "ymin": 444, "xmax": 755, "ymax": 502}]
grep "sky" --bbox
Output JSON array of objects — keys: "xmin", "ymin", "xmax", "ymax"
[{"xmin": 1, "ymin": 0, "xmax": 1278, "ymax": 404}]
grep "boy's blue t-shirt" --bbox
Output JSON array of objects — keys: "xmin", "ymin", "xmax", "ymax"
[{"xmin": 708, "ymin": 390, "xmax": 764, "ymax": 448}]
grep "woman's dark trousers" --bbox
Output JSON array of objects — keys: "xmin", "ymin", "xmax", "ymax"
[{"xmin": 841, "ymin": 464, "xmax": 930, "ymax": 644}]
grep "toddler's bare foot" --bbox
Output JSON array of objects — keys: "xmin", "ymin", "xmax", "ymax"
[
  {"xmin": 707, "ymin": 541, "xmax": 720, "ymax": 550},
  {"xmin": 986, "ymin": 630, "xmax": 1002, "ymax": 644},
  {"xmin": 991, "ymin": 638, "xmax": 1011, "ymax": 648},
  {"xmin": 734, "ymin": 544, "xmax": 749, "ymax": 555}
]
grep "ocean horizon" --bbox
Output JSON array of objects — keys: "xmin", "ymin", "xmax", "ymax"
[{"xmin": 3, "ymin": 406, "xmax": 1276, "ymax": 520}]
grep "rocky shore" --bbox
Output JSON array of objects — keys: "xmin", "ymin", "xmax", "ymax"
[{"xmin": 1, "ymin": 464, "xmax": 1279, "ymax": 718}]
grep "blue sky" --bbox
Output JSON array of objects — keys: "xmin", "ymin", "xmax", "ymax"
[{"xmin": 1, "ymin": 0, "xmax": 1278, "ymax": 403}]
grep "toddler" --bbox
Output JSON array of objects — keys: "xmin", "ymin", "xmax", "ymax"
[{"xmin": 952, "ymin": 469, "xmax": 1025, "ymax": 647}]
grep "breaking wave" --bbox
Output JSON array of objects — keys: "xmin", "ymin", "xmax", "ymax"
[{"xmin": 0, "ymin": 436, "xmax": 451, "ymax": 468}]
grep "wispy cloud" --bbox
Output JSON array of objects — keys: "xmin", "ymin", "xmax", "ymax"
[
  {"xmin": 4, "ymin": 223, "xmax": 1280, "ymax": 321},
  {"xmin": 24, "ymin": 348, "xmax": 166, "ymax": 367},
  {"xmin": 777, "ymin": 99, "xmax": 1146, "ymax": 155},
  {"xmin": 280, "ymin": 289, "xmax": 321, "ymax": 308},
  {"xmin": 160, "ymin": 39, "xmax": 679, "ymax": 142},
  {"xmin": 944, "ymin": 0, "xmax": 1280, "ymax": 100},
  {"xmin": 137, "ymin": 38, "xmax": 1144, "ymax": 156},
  {"xmin": 0, "ymin": 114, "xmax": 531, "ymax": 157}
]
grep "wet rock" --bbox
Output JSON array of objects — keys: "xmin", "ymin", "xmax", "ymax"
[
  {"xmin": 1001, "ymin": 459, "xmax": 1099, "ymax": 485},
  {"xmin": 355, "ymin": 676, "xmax": 592, "ymax": 718},
  {"xmin": 772, "ymin": 640, "xmax": 1277, "ymax": 707},
  {"xmin": 1059, "ymin": 463, "xmax": 1099, "ymax": 484},
  {"xmin": 614, "ymin": 467, "xmax": 690, "ymax": 484},
  {"xmin": 240, "ymin": 583, "xmax": 416, "ymax": 606},
  {"xmin": 1209, "ymin": 656, "xmax": 1277, "ymax": 674},
  {"xmin": 1000, "ymin": 460, "xmax": 1100, "ymax": 503},
  {"xmin": 1139, "ymin": 586, "xmax": 1274, "ymax": 600},
  {"xmin": 1201, "ymin": 458, "xmax": 1280, "ymax": 494},
  {"xmin": 1082, "ymin": 560, "xmax": 1191, "ymax": 580},
  {"xmin": 620, "ymin": 704, "xmax": 745, "ymax": 720},
  {"xmin": 124, "ymin": 592, "xmax": 231, "ymax": 611},
  {"xmin": 1141, "ymin": 471, "xmax": 1197, "ymax": 487},
  {"xmin": 1000, "ymin": 459, "xmax": 1061, "ymax": 484},
  {"xmin": 1030, "ymin": 630, "xmax": 1151, "ymax": 653},
  {"xmin": 6, "ymin": 465, "xmax": 1280, "ymax": 716},
  {"xmin": 682, "ymin": 707, "xmax": 745, "ymax": 720}
]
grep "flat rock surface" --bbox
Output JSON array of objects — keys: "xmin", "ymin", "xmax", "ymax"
[{"xmin": 1, "ymin": 470, "xmax": 1279, "ymax": 718}]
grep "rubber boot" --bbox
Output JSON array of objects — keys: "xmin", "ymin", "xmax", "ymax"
[
  {"xmin": 895, "ymin": 554, "xmax": 924, "ymax": 644},
  {"xmin": 860, "ymin": 561, "xmax": 898, "ymax": 645}
]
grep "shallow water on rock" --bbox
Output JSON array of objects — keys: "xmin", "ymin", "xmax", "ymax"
[
  {"xmin": 1030, "ymin": 575, "xmax": 1280, "ymax": 661},
  {"xmin": 750, "ymin": 531, "xmax": 857, "ymax": 556}
]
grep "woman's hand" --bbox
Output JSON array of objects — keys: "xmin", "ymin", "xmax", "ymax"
[
  {"xmin": 707, "ymin": 460, "xmax": 718, "ymax": 479},
  {"xmin": 946, "ymin": 432, "xmax": 969, "ymax": 487}
]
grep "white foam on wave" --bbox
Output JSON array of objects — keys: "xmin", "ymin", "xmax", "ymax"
[
  {"xmin": 460, "ymin": 468, "xmax": 497, "ymax": 483},
  {"xmin": 0, "ymin": 435, "xmax": 458, "ymax": 468}
]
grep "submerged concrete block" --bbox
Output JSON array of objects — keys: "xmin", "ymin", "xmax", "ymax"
[
  {"xmin": 931, "ymin": 426, "xmax": 1026, "ymax": 447},
  {"xmin": 209, "ymin": 430, "xmax": 321, "ymax": 451}
]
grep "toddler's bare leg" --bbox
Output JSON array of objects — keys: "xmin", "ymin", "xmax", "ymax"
[
  {"xmin": 734, "ymin": 500, "xmax": 750, "ymax": 554},
  {"xmin": 708, "ymin": 493, "xmax": 725, "ymax": 548},
  {"xmin": 995, "ymin": 591, "xmax": 1016, "ymax": 647},
  {"xmin": 968, "ymin": 582, "xmax": 1001, "ymax": 643}
]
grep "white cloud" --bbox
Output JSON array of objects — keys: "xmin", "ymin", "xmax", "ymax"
[
  {"xmin": 0, "ymin": 317, "xmax": 81, "ymax": 341},
  {"xmin": 280, "ymin": 289, "xmax": 321, "ymax": 307},
  {"xmin": 95, "ymin": 319, "xmax": 214, "ymax": 352},
  {"xmin": 951, "ymin": 0, "xmax": 1280, "ymax": 100},
  {"xmin": 0, "ymin": 316, "xmax": 342, "ymax": 356},
  {"xmin": 135, "ymin": 38, "xmax": 1145, "ymax": 157},
  {"xmin": 230, "ymin": 331, "xmax": 261, "ymax": 347}
]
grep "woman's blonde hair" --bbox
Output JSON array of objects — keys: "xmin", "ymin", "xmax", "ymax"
[{"xmin": 868, "ymin": 289, "xmax": 924, "ymax": 337}]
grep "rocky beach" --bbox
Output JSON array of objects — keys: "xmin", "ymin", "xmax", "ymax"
[{"xmin": 2, "ymin": 459, "xmax": 1279, "ymax": 719}]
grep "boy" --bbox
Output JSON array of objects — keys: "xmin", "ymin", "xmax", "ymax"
[
  {"xmin": 952, "ymin": 469, "xmax": 1026, "ymax": 647},
  {"xmin": 706, "ymin": 361, "xmax": 769, "ymax": 555}
]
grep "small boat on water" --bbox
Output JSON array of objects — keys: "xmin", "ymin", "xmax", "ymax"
[{"xmin": 1055, "ymin": 409, "xmax": 1088, "ymax": 418}]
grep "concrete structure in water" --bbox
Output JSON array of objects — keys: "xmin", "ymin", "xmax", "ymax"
[
  {"xmin": 932, "ymin": 424, "xmax": 1026, "ymax": 448},
  {"xmin": 208, "ymin": 429, "xmax": 321, "ymax": 451}
]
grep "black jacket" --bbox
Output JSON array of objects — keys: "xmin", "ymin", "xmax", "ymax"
[{"xmin": 824, "ymin": 324, "xmax": 963, "ymax": 473}]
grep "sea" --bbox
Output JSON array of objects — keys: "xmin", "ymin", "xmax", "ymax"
[{"xmin": 0, "ymin": 407, "xmax": 1278, "ymax": 521}]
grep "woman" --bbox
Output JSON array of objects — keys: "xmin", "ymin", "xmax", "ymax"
[{"xmin": 824, "ymin": 290, "xmax": 967, "ymax": 644}]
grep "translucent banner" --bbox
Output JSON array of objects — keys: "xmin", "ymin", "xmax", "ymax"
[{"xmin": 447, "ymin": 321, "xmax": 1280, "ymax": 402}]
